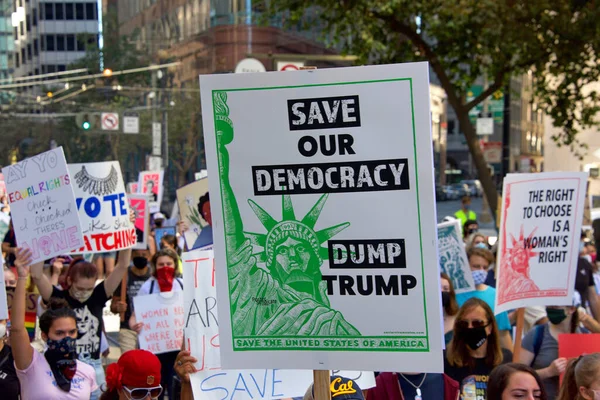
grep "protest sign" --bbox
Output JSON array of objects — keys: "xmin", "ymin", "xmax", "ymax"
[
  {"xmin": 0, "ymin": 256, "xmax": 7, "ymax": 319},
  {"xmin": 155, "ymin": 227, "xmax": 177, "ymax": 245},
  {"xmin": 195, "ymin": 170, "xmax": 208, "ymax": 181},
  {"xmin": 69, "ymin": 162, "xmax": 135, "ymax": 253},
  {"xmin": 133, "ymin": 292, "xmax": 185, "ymax": 354},
  {"xmin": 176, "ymin": 178, "xmax": 212, "ymax": 251},
  {"xmin": 129, "ymin": 194, "xmax": 149, "ymax": 250},
  {"xmin": 558, "ymin": 333, "xmax": 600, "ymax": 383},
  {"xmin": 495, "ymin": 172, "xmax": 588, "ymax": 314},
  {"xmin": 200, "ymin": 63, "xmax": 442, "ymax": 371},
  {"xmin": 0, "ymin": 173, "xmax": 6, "ymax": 196},
  {"xmin": 138, "ymin": 171, "xmax": 164, "ymax": 213},
  {"xmin": 2, "ymin": 148, "xmax": 83, "ymax": 264},
  {"xmin": 182, "ymin": 250, "xmax": 375, "ymax": 400},
  {"xmin": 437, "ymin": 220, "xmax": 475, "ymax": 294},
  {"xmin": 6, "ymin": 287, "xmax": 39, "ymax": 340},
  {"xmin": 127, "ymin": 182, "xmax": 138, "ymax": 194}
]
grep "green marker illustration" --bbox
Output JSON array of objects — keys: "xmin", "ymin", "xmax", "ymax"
[{"xmin": 213, "ymin": 91, "xmax": 360, "ymax": 337}]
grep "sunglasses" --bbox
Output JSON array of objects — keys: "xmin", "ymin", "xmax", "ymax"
[
  {"xmin": 457, "ymin": 319, "xmax": 490, "ymax": 329},
  {"xmin": 123, "ymin": 385, "xmax": 163, "ymax": 399}
]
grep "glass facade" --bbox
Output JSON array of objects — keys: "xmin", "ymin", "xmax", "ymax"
[{"xmin": 0, "ymin": 0, "xmax": 14, "ymax": 103}]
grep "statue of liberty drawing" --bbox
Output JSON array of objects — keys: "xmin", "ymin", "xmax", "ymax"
[{"xmin": 213, "ymin": 91, "xmax": 360, "ymax": 337}]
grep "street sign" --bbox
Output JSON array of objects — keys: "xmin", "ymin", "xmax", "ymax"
[
  {"xmin": 234, "ymin": 58, "xmax": 266, "ymax": 73},
  {"xmin": 276, "ymin": 61, "xmax": 305, "ymax": 71},
  {"xmin": 467, "ymin": 86, "xmax": 504, "ymax": 123},
  {"xmin": 101, "ymin": 112, "xmax": 119, "ymax": 131},
  {"xmin": 476, "ymin": 117, "xmax": 494, "ymax": 135},
  {"xmin": 482, "ymin": 141, "xmax": 502, "ymax": 163},
  {"xmin": 152, "ymin": 122, "xmax": 161, "ymax": 156},
  {"xmin": 147, "ymin": 155, "xmax": 162, "ymax": 171},
  {"xmin": 123, "ymin": 115, "xmax": 139, "ymax": 134}
]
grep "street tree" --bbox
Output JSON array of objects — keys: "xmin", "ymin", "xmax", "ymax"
[{"xmin": 264, "ymin": 0, "xmax": 600, "ymax": 218}]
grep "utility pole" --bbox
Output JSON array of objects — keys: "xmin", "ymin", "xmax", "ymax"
[{"xmin": 480, "ymin": 78, "xmax": 493, "ymax": 224}]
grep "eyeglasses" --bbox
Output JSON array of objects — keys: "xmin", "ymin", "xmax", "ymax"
[
  {"xmin": 457, "ymin": 319, "xmax": 490, "ymax": 329},
  {"xmin": 123, "ymin": 385, "xmax": 163, "ymax": 400}
]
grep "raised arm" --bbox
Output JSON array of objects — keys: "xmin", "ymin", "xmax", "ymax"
[
  {"xmin": 104, "ymin": 247, "xmax": 132, "ymax": 298},
  {"xmin": 29, "ymin": 259, "xmax": 53, "ymax": 302},
  {"xmin": 10, "ymin": 248, "xmax": 35, "ymax": 370}
]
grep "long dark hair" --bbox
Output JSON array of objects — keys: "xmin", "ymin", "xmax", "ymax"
[
  {"xmin": 39, "ymin": 298, "xmax": 77, "ymax": 335},
  {"xmin": 488, "ymin": 363, "xmax": 547, "ymax": 400},
  {"xmin": 557, "ymin": 353, "xmax": 600, "ymax": 400},
  {"xmin": 440, "ymin": 272, "xmax": 459, "ymax": 316},
  {"xmin": 447, "ymin": 298, "xmax": 503, "ymax": 369}
]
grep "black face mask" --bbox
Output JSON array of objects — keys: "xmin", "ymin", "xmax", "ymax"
[
  {"xmin": 45, "ymin": 336, "xmax": 78, "ymax": 392},
  {"xmin": 463, "ymin": 326, "xmax": 488, "ymax": 350},
  {"xmin": 155, "ymin": 220, "xmax": 163, "ymax": 228},
  {"xmin": 441, "ymin": 292, "xmax": 451, "ymax": 309},
  {"xmin": 132, "ymin": 257, "xmax": 148, "ymax": 269}
]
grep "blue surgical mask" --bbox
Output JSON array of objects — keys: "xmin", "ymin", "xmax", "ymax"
[
  {"xmin": 472, "ymin": 270, "xmax": 488, "ymax": 286},
  {"xmin": 464, "ymin": 205, "xmax": 470, "ymax": 211},
  {"xmin": 474, "ymin": 242, "xmax": 488, "ymax": 250}
]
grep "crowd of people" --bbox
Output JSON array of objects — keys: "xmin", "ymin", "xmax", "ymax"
[{"xmin": 0, "ymin": 191, "xmax": 600, "ymax": 399}]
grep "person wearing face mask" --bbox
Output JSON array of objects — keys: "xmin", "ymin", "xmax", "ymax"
[
  {"xmin": 0, "ymin": 318, "xmax": 20, "ymax": 399},
  {"xmin": 11, "ymin": 248, "xmax": 97, "ymax": 399},
  {"xmin": 441, "ymin": 272, "xmax": 459, "ymax": 345},
  {"xmin": 444, "ymin": 298, "xmax": 513, "ymax": 399},
  {"xmin": 576, "ymin": 239, "xmax": 600, "ymax": 322},
  {"xmin": 129, "ymin": 248, "xmax": 183, "ymax": 400},
  {"xmin": 455, "ymin": 196, "xmax": 477, "ymax": 229},
  {"xmin": 466, "ymin": 233, "xmax": 489, "ymax": 252},
  {"xmin": 31, "ymin": 246, "xmax": 133, "ymax": 400},
  {"xmin": 456, "ymin": 248, "xmax": 514, "ymax": 351},
  {"xmin": 519, "ymin": 294, "xmax": 587, "ymax": 399},
  {"xmin": 557, "ymin": 353, "xmax": 600, "ymax": 400},
  {"xmin": 111, "ymin": 249, "xmax": 152, "ymax": 354},
  {"xmin": 158, "ymin": 234, "xmax": 183, "ymax": 275},
  {"xmin": 463, "ymin": 220, "xmax": 480, "ymax": 241}
]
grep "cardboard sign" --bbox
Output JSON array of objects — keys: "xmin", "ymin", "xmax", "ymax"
[
  {"xmin": 558, "ymin": 333, "xmax": 600, "ymax": 383},
  {"xmin": 155, "ymin": 227, "xmax": 177, "ymax": 246},
  {"xmin": 200, "ymin": 63, "xmax": 442, "ymax": 372},
  {"xmin": 437, "ymin": 220, "xmax": 476, "ymax": 294},
  {"xmin": 127, "ymin": 182, "xmax": 138, "ymax": 194},
  {"xmin": 2, "ymin": 148, "xmax": 84, "ymax": 264},
  {"xmin": 138, "ymin": 171, "xmax": 164, "ymax": 213},
  {"xmin": 182, "ymin": 251, "xmax": 375, "ymax": 400},
  {"xmin": 176, "ymin": 178, "xmax": 211, "ymax": 251},
  {"xmin": 133, "ymin": 292, "xmax": 185, "ymax": 354},
  {"xmin": 6, "ymin": 287, "xmax": 39, "ymax": 341},
  {"xmin": 129, "ymin": 195, "xmax": 149, "ymax": 250},
  {"xmin": 69, "ymin": 162, "xmax": 135, "ymax": 253},
  {"xmin": 495, "ymin": 172, "xmax": 588, "ymax": 313}
]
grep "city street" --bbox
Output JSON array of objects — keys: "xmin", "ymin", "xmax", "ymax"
[{"xmin": 436, "ymin": 196, "xmax": 496, "ymax": 232}]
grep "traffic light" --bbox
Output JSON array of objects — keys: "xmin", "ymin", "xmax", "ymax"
[{"xmin": 75, "ymin": 113, "xmax": 99, "ymax": 131}]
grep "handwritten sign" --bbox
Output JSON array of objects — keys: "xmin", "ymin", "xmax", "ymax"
[
  {"xmin": 2, "ymin": 147, "xmax": 83, "ymax": 264},
  {"xmin": 182, "ymin": 250, "xmax": 375, "ymax": 400},
  {"xmin": 69, "ymin": 162, "xmax": 135, "ymax": 253},
  {"xmin": 138, "ymin": 170, "xmax": 164, "ymax": 213},
  {"xmin": 129, "ymin": 195, "xmax": 149, "ymax": 250},
  {"xmin": 437, "ymin": 220, "xmax": 475, "ymax": 294},
  {"xmin": 6, "ymin": 287, "xmax": 39, "ymax": 341},
  {"xmin": 496, "ymin": 172, "xmax": 587, "ymax": 313},
  {"xmin": 133, "ymin": 292, "xmax": 185, "ymax": 354}
]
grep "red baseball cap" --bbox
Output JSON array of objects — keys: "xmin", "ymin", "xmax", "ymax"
[{"xmin": 106, "ymin": 350, "xmax": 162, "ymax": 390}]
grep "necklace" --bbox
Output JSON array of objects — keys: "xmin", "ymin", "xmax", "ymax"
[{"xmin": 399, "ymin": 373, "xmax": 427, "ymax": 400}]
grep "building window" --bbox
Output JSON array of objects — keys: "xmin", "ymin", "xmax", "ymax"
[
  {"xmin": 27, "ymin": 44, "xmax": 31, "ymax": 59},
  {"xmin": 20, "ymin": 48, "xmax": 25, "ymax": 64},
  {"xmin": 46, "ymin": 34, "xmax": 55, "ymax": 51},
  {"xmin": 55, "ymin": 3, "xmax": 64, "ymax": 20},
  {"xmin": 19, "ymin": 21, "xmax": 24, "ymax": 36},
  {"xmin": 56, "ymin": 34, "xmax": 65, "ymax": 51},
  {"xmin": 15, "ymin": 52, "xmax": 19, "ymax": 68},
  {"xmin": 75, "ymin": 3, "xmax": 84, "ymax": 20},
  {"xmin": 34, "ymin": 68, "xmax": 39, "ymax": 75},
  {"xmin": 26, "ymin": 15, "xmax": 30, "ymax": 31},
  {"xmin": 57, "ymin": 64, "xmax": 65, "ymax": 72},
  {"xmin": 85, "ymin": 3, "xmax": 96, "ymax": 20},
  {"xmin": 66, "ymin": 34, "xmax": 75, "ymax": 51},
  {"xmin": 76, "ymin": 35, "xmax": 86, "ymax": 51},
  {"xmin": 44, "ymin": 3, "xmax": 54, "ymax": 20},
  {"xmin": 33, "ymin": 39, "xmax": 38, "ymax": 55},
  {"xmin": 47, "ymin": 64, "xmax": 56, "ymax": 73},
  {"xmin": 65, "ymin": 3, "xmax": 74, "ymax": 20},
  {"xmin": 33, "ymin": 8, "xmax": 37, "ymax": 26}
]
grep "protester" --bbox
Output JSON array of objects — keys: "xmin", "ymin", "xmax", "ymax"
[
  {"xmin": 2, "ymin": 221, "xmax": 16, "ymax": 267},
  {"xmin": 111, "ymin": 249, "xmax": 152, "ymax": 354},
  {"xmin": 466, "ymin": 233, "xmax": 489, "ymax": 251},
  {"xmin": 0, "ymin": 318, "xmax": 19, "ymax": 399},
  {"xmin": 153, "ymin": 212, "xmax": 165, "ymax": 228},
  {"xmin": 463, "ymin": 219, "xmax": 479, "ymax": 240},
  {"xmin": 368, "ymin": 371, "xmax": 460, "ymax": 399},
  {"xmin": 304, "ymin": 376, "xmax": 364, "ymax": 400},
  {"xmin": 3, "ymin": 266, "xmax": 16, "ymax": 288},
  {"xmin": 456, "ymin": 247, "xmax": 513, "ymax": 349},
  {"xmin": 576, "ymin": 249, "xmax": 600, "ymax": 321},
  {"xmin": 557, "ymin": 353, "xmax": 600, "ymax": 400},
  {"xmin": 487, "ymin": 363, "xmax": 547, "ymax": 400},
  {"xmin": 519, "ymin": 295, "xmax": 588, "ymax": 399},
  {"xmin": 157, "ymin": 234, "xmax": 183, "ymax": 274},
  {"xmin": 101, "ymin": 349, "xmax": 162, "ymax": 400},
  {"xmin": 130, "ymin": 248, "xmax": 184, "ymax": 400},
  {"xmin": 585, "ymin": 242, "xmax": 597, "ymax": 264},
  {"xmin": 455, "ymin": 196, "xmax": 477, "ymax": 228},
  {"xmin": 444, "ymin": 298, "xmax": 512, "ymax": 399},
  {"xmin": 31, "ymin": 243, "xmax": 133, "ymax": 400},
  {"xmin": 11, "ymin": 248, "xmax": 97, "ymax": 399},
  {"xmin": 441, "ymin": 272, "xmax": 459, "ymax": 345},
  {"xmin": 192, "ymin": 192, "xmax": 213, "ymax": 250},
  {"xmin": 173, "ymin": 350, "xmax": 198, "ymax": 400}
]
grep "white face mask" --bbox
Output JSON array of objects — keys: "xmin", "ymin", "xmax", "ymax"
[
  {"xmin": 70, "ymin": 288, "xmax": 93, "ymax": 303},
  {"xmin": 0, "ymin": 323, "xmax": 6, "ymax": 338}
]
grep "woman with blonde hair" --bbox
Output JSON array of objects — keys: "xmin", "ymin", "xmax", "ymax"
[
  {"xmin": 444, "ymin": 298, "xmax": 512, "ymax": 399},
  {"xmin": 557, "ymin": 353, "xmax": 600, "ymax": 400}
]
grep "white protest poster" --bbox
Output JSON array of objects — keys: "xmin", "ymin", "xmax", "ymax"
[
  {"xmin": 0, "ymin": 255, "xmax": 7, "ymax": 319},
  {"xmin": 495, "ymin": 172, "xmax": 588, "ymax": 313},
  {"xmin": 138, "ymin": 170, "xmax": 164, "ymax": 213},
  {"xmin": 437, "ymin": 220, "xmax": 475, "ymax": 294},
  {"xmin": 176, "ymin": 178, "xmax": 212, "ymax": 251},
  {"xmin": 133, "ymin": 292, "xmax": 185, "ymax": 354},
  {"xmin": 68, "ymin": 162, "xmax": 135, "ymax": 253},
  {"xmin": 129, "ymin": 194, "xmax": 149, "ymax": 250},
  {"xmin": 181, "ymin": 251, "xmax": 375, "ymax": 400},
  {"xmin": 2, "ymin": 148, "xmax": 83, "ymax": 264},
  {"xmin": 199, "ymin": 62, "xmax": 442, "ymax": 372}
]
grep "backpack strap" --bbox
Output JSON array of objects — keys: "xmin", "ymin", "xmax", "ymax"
[
  {"xmin": 150, "ymin": 279, "xmax": 156, "ymax": 294},
  {"xmin": 177, "ymin": 278, "xmax": 183, "ymax": 290},
  {"xmin": 531, "ymin": 324, "xmax": 545, "ymax": 366}
]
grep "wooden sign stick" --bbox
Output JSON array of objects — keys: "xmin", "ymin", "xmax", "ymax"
[
  {"xmin": 512, "ymin": 308, "xmax": 525, "ymax": 362},
  {"xmin": 313, "ymin": 370, "xmax": 331, "ymax": 400},
  {"xmin": 119, "ymin": 274, "xmax": 127, "ymax": 322}
]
